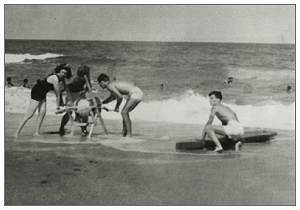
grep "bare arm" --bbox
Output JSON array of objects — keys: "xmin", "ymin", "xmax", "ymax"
[
  {"xmin": 102, "ymin": 94, "xmax": 116, "ymax": 104},
  {"xmin": 106, "ymin": 85, "xmax": 123, "ymax": 111},
  {"xmin": 47, "ymin": 76, "xmax": 61, "ymax": 109},
  {"xmin": 234, "ymin": 112, "xmax": 239, "ymax": 122},
  {"xmin": 201, "ymin": 107, "xmax": 216, "ymax": 140}
]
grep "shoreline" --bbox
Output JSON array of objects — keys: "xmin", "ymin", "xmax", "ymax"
[
  {"xmin": 5, "ymin": 111, "xmax": 295, "ymax": 133},
  {"xmin": 4, "ymin": 112, "xmax": 295, "ymax": 205}
]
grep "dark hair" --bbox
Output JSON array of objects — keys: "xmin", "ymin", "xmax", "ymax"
[
  {"xmin": 6, "ymin": 77, "xmax": 11, "ymax": 81},
  {"xmin": 23, "ymin": 78, "xmax": 28, "ymax": 83},
  {"xmin": 77, "ymin": 65, "xmax": 90, "ymax": 78},
  {"xmin": 54, "ymin": 63, "xmax": 72, "ymax": 79},
  {"xmin": 97, "ymin": 73, "xmax": 110, "ymax": 83},
  {"xmin": 208, "ymin": 90, "xmax": 222, "ymax": 100}
]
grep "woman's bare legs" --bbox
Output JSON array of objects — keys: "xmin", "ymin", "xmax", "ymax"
[
  {"xmin": 34, "ymin": 100, "xmax": 46, "ymax": 136},
  {"xmin": 14, "ymin": 99, "xmax": 40, "ymax": 138}
]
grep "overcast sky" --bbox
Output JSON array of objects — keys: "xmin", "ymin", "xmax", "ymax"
[{"xmin": 4, "ymin": 5, "xmax": 295, "ymax": 43}]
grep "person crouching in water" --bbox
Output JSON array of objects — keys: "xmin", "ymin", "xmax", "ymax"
[
  {"xmin": 59, "ymin": 65, "xmax": 92, "ymax": 136},
  {"xmin": 200, "ymin": 91, "xmax": 244, "ymax": 153},
  {"xmin": 97, "ymin": 74, "xmax": 143, "ymax": 138},
  {"xmin": 14, "ymin": 64, "xmax": 72, "ymax": 138}
]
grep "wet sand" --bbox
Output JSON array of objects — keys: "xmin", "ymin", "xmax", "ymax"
[{"xmin": 4, "ymin": 113, "xmax": 295, "ymax": 205}]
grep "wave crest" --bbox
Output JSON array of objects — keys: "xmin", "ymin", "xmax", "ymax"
[
  {"xmin": 5, "ymin": 53, "xmax": 64, "ymax": 64},
  {"xmin": 5, "ymin": 88, "xmax": 294, "ymax": 130}
]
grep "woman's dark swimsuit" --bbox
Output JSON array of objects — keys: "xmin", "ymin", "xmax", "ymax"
[
  {"xmin": 67, "ymin": 77, "xmax": 86, "ymax": 93},
  {"xmin": 31, "ymin": 75, "xmax": 57, "ymax": 102}
]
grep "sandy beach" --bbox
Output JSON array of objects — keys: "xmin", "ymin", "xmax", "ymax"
[{"xmin": 4, "ymin": 112, "xmax": 295, "ymax": 205}]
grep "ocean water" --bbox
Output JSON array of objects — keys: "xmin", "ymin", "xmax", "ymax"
[{"xmin": 5, "ymin": 40, "xmax": 295, "ymax": 130}]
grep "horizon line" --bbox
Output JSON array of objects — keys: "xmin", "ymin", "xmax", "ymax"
[{"xmin": 4, "ymin": 38, "xmax": 295, "ymax": 45}]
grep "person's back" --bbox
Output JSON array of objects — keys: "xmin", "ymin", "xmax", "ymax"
[
  {"xmin": 109, "ymin": 81, "xmax": 140, "ymax": 96},
  {"xmin": 67, "ymin": 76, "xmax": 85, "ymax": 91},
  {"xmin": 64, "ymin": 65, "xmax": 90, "ymax": 102},
  {"xmin": 200, "ymin": 90, "xmax": 244, "ymax": 152},
  {"xmin": 214, "ymin": 104, "xmax": 238, "ymax": 125}
]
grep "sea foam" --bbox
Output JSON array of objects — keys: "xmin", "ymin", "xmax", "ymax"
[
  {"xmin": 5, "ymin": 53, "xmax": 64, "ymax": 64},
  {"xmin": 5, "ymin": 88, "xmax": 295, "ymax": 130}
]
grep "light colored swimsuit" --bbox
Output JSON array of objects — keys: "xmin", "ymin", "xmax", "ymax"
[
  {"xmin": 129, "ymin": 87, "xmax": 143, "ymax": 100},
  {"xmin": 223, "ymin": 120, "xmax": 244, "ymax": 138}
]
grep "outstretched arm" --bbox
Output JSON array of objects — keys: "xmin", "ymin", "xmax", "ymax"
[
  {"xmin": 201, "ymin": 107, "xmax": 216, "ymax": 140},
  {"xmin": 102, "ymin": 94, "xmax": 116, "ymax": 104}
]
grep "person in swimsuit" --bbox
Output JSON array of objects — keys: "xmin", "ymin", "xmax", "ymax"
[
  {"xmin": 21, "ymin": 78, "xmax": 30, "ymax": 88},
  {"xmin": 200, "ymin": 90, "xmax": 244, "ymax": 152},
  {"xmin": 14, "ymin": 64, "xmax": 72, "ymax": 138},
  {"xmin": 97, "ymin": 73, "xmax": 143, "ymax": 137},
  {"xmin": 59, "ymin": 65, "xmax": 92, "ymax": 136},
  {"xmin": 6, "ymin": 77, "xmax": 14, "ymax": 87}
]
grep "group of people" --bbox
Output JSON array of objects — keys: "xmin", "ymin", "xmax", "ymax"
[
  {"xmin": 13, "ymin": 63, "xmax": 246, "ymax": 153},
  {"xmin": 13, "ymin": 64, "xmax": 143, "ymax": 140},
  {"xmin": 6, "ymin": 77, "xmax": 30, "ymax": 88}
]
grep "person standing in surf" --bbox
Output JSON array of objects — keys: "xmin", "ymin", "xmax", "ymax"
[
  {"xmin": 200, "ymin": 90, "xmax": 244, "ymax": 152},
  {"xmin": 6, "ymin": 77, "xmax": 14, "ymax": 87},
  {"xmin": 97, "ymin": 74, "xmax": 143, "ymax": 138},
  {"xmin": 14, "ymin": 64, "xmax": 72, "ymax": 138},
  {"xmin": 21, "ymin": 78, "xmax": 30, "ymax": 88},
  {"xmin": 58, "ymin": 65, "xmax": 92, "ymax": 136}
]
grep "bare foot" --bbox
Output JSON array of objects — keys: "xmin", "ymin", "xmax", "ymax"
[
  {"xmin": 213, "ymin": 146, "xmax": 223, "ymax": 153},
  {"xmin": 81, "ymin": 129, "xmax": 88, "ymax": 137},
  {"xmin": 13, "ymin": 133, "xmax": 19, "ymax": 139},
  {"xmin": 235, "ymin": 141, "xmax": 242, "ymax": 152}
]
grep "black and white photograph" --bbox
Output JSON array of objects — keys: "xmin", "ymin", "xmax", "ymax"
[{"xmin": 4, "ymin": 4, "xmax": 295, "ymax": 205}]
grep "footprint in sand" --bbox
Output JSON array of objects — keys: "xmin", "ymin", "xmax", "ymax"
[
  {"xmin": 73, "ymin": 168, "xmax": 81, "ymax": 172},
  {"xmin": 40, "ymin": 180, "xmax": 48, "ymax": 184},
  {"xmin": 97, "ymin": 175, "xmax": 106, "ymax": 179},
  {"xmin": 63, "ymin": 172, "xmax": 76, "ymax": 176}
]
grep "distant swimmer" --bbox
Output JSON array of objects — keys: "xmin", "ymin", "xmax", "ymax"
[
  {"xmin": 98, "ymin": 73, "xmax": 143, "ymax": 138},
  {"xmin": 14, "ymin": 64, "xmax": 72, "ymax": 138},
  {"xmin": 6, "ymin": 77, "xmax": 14, "ymax": 87},
  {"xmin": 160, "ymin": 83, "xmax": 164, "ymax": 91},
  {"xmin": 21, "ymin": 78, "xmax": 30, "ymax": 88},
  {"xmin": 200, "ymin": 91, "xmax": 244, "ymax": 153},
  {"xmin": 224, "ymin": 77, "xmax": 233, "ymax": 85},
  {"xmin": 286, "ymin": 85, "xmax": 292, "ymax": 93}
]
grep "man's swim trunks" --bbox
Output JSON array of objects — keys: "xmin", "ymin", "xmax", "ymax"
[
  {"xmin": 129, "ymin": 87, "xmax": 143, "ymax": 100},
  {"xmin": 223, "ymin": 120, "xmax": 244, "ymax": 138}
]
